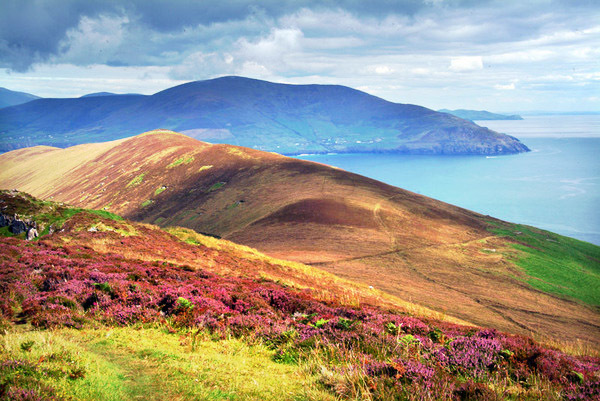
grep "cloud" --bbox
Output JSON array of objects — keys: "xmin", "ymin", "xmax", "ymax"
[
  {"xmin": 494, "ymin": 83, "xmax": 516, "ymax": 90},
  {"xmin": 57, "ymin": 14, "xmax": 129, "ymax": 65},
  {"xmin": 448, "ymin": 56, "xmax": 483, "ymax": 72},
  {"xmin": 374, "ymin": 65, "xmax": 395, "ymax": 75},
  {"xmin": 236, "ymin": 28, "xmax": 303, "ymax": 69},
  {"xmin": 168, "ymin": 52, "xmax": 235, "ymax": 81},
  {"xmin": 1, "ymin": 1, "xmax": 600, "ymax": 112}
]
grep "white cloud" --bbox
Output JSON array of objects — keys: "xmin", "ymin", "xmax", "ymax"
[
  {"xmin": 448, "ymin": 56, "xmax": 483, "ymax": 72},
  {"xmin": 487, "ymin": 50, "xmax": 555, "ymax": 64},
  {"xmin": 237, "ymin": 61, "xmax": 272, "ymax": 78},
  {"xmin": 373, "ymin": 65, "xmax": 394, "ymax": 75},
  {"xmin": 494, "ymin": 83, "xmax": 515, "ymax": 90},
  {"xmin": 56, "ymin": 14, "xmax": 129, "ymax": 65},
  {"xmin": 235, "ymin": 28, "xmax": 303, "ymax": 70},
  {"xmin": 169, "ymin": 51, "xmax": 235, "ymax": 80}
]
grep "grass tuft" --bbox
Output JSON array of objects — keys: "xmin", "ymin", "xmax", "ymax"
[
  {"xmin": 126, "ymin": 173, "xmax": 146, "ymax": 188},
  {"xmin": 166, "ymin": 155, "xmax": 195, "ymax": 169},
  {"xmin": 207, "ymin": 182, "xmax": 226, "ymax": 192}
]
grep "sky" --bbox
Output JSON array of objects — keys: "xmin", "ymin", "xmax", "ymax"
[{"xmin": 0, "ymin": 0, "xmax": 599, "ymax": 112}]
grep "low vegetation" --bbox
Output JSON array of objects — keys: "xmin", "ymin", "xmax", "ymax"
[
  {"xmin": 489, "ymin": 221, "xmax": 600, "ymax": 306},
  {"xmin": 0, "ymin": 327, "xmax": 329, "ymax": 401},
  {"xmin": 0, "ymin": 193, "xmax": 598, "ymax": 400},
  {"xmin": 207, "ymin": 181, "xmax": 226, "ymax": 192},
  {"xmin": 166, "ymin": 155, "xmax": 195, "ymax": 169},
  {"xmin": 0, "ymin": 190, "xmax": 122, "ymax": 239},
  {"xmin": 126, "ymin": 173, "xmax": 146, "ymax": 188}
]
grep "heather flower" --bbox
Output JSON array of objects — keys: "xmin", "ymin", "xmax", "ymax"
[{"xmin": 444, "ymin": 335, "xmax": 502, "ymax": 378}]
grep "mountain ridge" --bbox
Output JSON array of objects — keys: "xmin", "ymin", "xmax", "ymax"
[
  {"xmin": 0, "ymin": 76, "xmax": 529, "ymax": 155},
  {"xmin": 0, "ymin": 87, "xmax": 40, "ymax": 108}
]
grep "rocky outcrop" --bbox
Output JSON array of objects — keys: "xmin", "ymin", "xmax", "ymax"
[
  {"xmin": 26, "ymin": 227, "xmax": 38, "ymax": 240},
  {"xmin": 0, "ymin": 213, "xmax": 38, "ymax": 239}
]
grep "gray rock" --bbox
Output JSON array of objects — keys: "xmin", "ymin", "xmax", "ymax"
[
  {"xmin": 26, "ymin": 227, "xmax": 38, "ymax": 241},
  {"xmin": 9, "ymin": 219, "xmax": 27, "ymax": 235}
]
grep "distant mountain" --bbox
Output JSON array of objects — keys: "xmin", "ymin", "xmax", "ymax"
[
  {"xmin": 0, "ymin": 76, "xmax": 529, "ymax": 155},
  {"xmin": 80, "ymin": 92, "xmax": 118, "ymax": 98},
  {"xmin": 438, "ymin": 109, "xmax": 523, "ymax": 120},
  {"xmin": 80, "ymin": 92, "xmax": 143, "ymax": 98},
  {"xmin": 0, "ymin": 87, "xmax": 40, "ymax": 108},
  {"xmin": 1, "ymin": 130, "xmax": 597, "ymax": 345}
]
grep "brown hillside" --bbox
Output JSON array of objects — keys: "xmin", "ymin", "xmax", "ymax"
[{"xmin": 1, "ymin": 130, "xmax": 598, "ymax": 346}]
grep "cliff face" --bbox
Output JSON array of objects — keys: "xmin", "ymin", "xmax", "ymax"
[{"xmin": 0, "ymin": 76, "xmax": 529, "ymax": 155}]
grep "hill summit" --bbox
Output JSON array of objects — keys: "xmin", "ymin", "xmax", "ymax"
[{"xmin": 0, "ymin": 76, "xmax": 529, "ymax": 155}]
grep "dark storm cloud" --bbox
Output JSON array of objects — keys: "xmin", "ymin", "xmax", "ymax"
[
  {"xmin": 0, "ymin": 0, "xmax": 471, "ymax": 71},
  {"xmin": 0, "ymin": 0, "xmax": 597, "ymax": 71},
  {"xmin": 0, "ymin": 0, "xmax": 115, "ymax": 71}
]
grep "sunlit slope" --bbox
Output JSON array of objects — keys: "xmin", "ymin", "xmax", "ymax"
[{"xmin": 1, "ymin": 130, "xmax": 598, "ymax": 345}]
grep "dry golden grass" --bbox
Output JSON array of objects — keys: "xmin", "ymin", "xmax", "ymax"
[{"xmin": 0, "ymin": 138, "xmax": 127, "ymax": 197}]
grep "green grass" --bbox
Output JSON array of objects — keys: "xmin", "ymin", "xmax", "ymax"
[
  {"xmin": 154, "ymin": 186, "xmax": 166, "ymax": 196},
  {"xmin": 0, "ymin": 226, "xmax": 18, "ymax": 238},
  {"xmin": 208, "ymin": 182, "xmax": 226, "ymax": 192},
  {"xmin": 226, "ymin": 201, "xmax": 240, "ymax": 210},
  {"xmin": 0, "ymin": 326, "xmax": 333, "ymax": 401},
  {"xmin": 489, "ymin": 221, "xmax": 600, "ymax": 306},
  {"xmin": 0, "ymin": 328, "xmax": 130, "ymax": 401},
  {"xmin": 141, "ymin": 200, "xmax": 153, "ymax": 208},
  {"xmin": 126, "ymin": 173, "xmax": 146, "ymax": 188},
  {"xmin": 167, "ymin": 156, "xmax": 195, "ymax": 169},
  {"xmin": 87, "ymin": 209, "xmax": 123, "ymax": 221},
  {"xmin": 1, "ymin": 197, "xmax": 135, "ymax": 238},
  {"xmin": 35, "ymin": 208, "xmax": 123, "ymax": 236}
]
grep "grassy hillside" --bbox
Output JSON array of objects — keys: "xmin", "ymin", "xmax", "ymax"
[
  {"xmin": 0, "ymin": 131, "xmax": 598, "ymax": 348},
  {"xmin": 0, "ymin": 191, "xmax": 598, "ymax": 400},
  {"xmin": 489, "ymin": 221, "xmax": 600, "ymax": 306},
  {"xmin": 0, "ymin": 76, "xmax": 529, "ymax": 155}
]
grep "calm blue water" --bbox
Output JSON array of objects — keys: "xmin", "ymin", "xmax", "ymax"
[{"xmin": 296, "ymin": 115, "xmax": 600, "ymax": 245}]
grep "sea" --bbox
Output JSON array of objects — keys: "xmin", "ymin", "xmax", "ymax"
[{"xmin": 296, "ymin": 115, "xmax": 600, "ymax": 245}]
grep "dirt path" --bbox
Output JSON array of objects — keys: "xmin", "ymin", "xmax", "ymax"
[
  {"xmin": 308, "ymin": 235, "xmax": 499, "ymax": 266},
  {"xmin": 85, "ymin": 343, "xmax": 181, "ymax": 401},
  {"xmin": 373, "ymin": 199, "xmax": 399, "ymax": 251}
]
